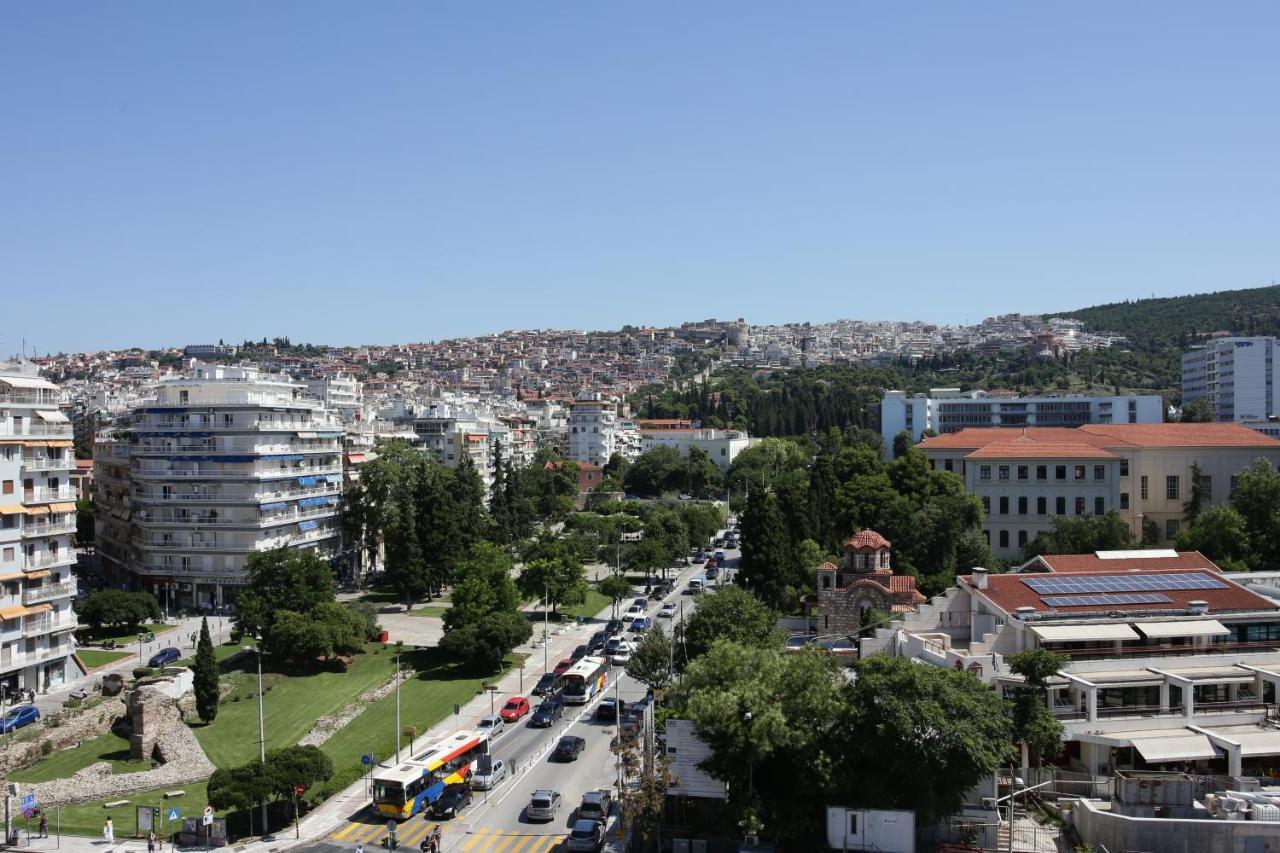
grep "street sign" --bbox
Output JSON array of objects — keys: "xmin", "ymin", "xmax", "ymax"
[
  {"xmin": 361, "ymin": 754, "xmax": 374, "ymax": 765},
  {"xmin": 386, "ymin": 821, "xmax": 396, "ymax": 833},
  {"xmin": 293, "ymin": 785, "xmax": 305, "ymax": 797},
  {"xmin": 21, "ymin": 794, "xmax": 35, "ymax": 810},
  {"xmin": 167, "ymin": 808, "xmax": 181, "ymax": 822},
  {"xmin": 202, "ymin": 814, "xmax": 213, "ymax": 827}
]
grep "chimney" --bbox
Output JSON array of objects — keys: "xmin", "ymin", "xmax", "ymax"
[
  {"xmin": 1188, "ymin": 599, "xmax": 1209, "ymax": 616},
  {"xmin": 971, "ymin": 567, "xmax": 989, "ymax": 590},
  {"xmin": 1016, "ymin": 606, "xmax": 1037, "ymax": 621}
]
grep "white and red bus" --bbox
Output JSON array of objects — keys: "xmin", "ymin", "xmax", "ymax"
[
  {"xmin": 561, "ymin": 656, "xmax": 609, "ymax": 705},
  {"xmin": 372, "ymin": 730, "xmax": 489, "ymax": 820}
]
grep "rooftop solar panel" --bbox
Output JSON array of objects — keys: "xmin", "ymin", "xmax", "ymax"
[
  {"xmin": 1022, "ymin": 573, "xmax": 1227, "ymax": 595},
  {"xmin": 1041, "ymin": 593, "xmax": 1174, "ymax": 608}
]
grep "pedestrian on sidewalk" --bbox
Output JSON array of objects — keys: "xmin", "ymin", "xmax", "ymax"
[
  {"xmin": 103, "ymin": 817, "xmax": 114, "ymax": 844},
  {"xmin": 147, "ymin": 829, "xmax": 156, "ymax": 853},
  {"xmin": 355, "ymin": 842, "xmax": 363, "ymax": 853},
  {"xmin": 38, "ymin": 813, "xmax": 48, "ymax": 838}
]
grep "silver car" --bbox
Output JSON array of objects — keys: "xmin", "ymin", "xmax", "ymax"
[
  {"xmin": 471, "ymin": 757, "xmax": 506, "ymax": 790},
  {"xmin": 476, "ymin": 714, "xmax": 505, "ymax": 737},
  {"xmin": 525, "ymin": 789, "xmax": 561, "ymax": 822}
]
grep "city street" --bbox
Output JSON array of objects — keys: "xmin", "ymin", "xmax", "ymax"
[{"xmin": 317, "ymin": 544, "xmax": 740, "ymax": 853}]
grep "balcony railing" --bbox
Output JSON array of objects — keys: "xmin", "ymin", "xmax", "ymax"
[
  {"xmin": 134, "ymin": 419, "xmax": 332, "ymax": 432},
  {"xmin": 1, "ymin": 643, "xmax": 73, "ymax": 670},
  {"xmin": 0, "ymin": 424, "xmax": 74, "ymax": 438},
  {"xmin": 22, "ymin": 582, "xmax": 76, "ymax": 605},
  {"xmin": 130, "ymin": 483, "xmax": 341, "ymax": 504},
  {"xmin": 1051, "ymin": 641, "xmax": 1280, "ymax": 661},
  {"xmin": 22, "ymin": 488, "xmax": 76, "ymax": 503},
  {"xmin": 1057, "ymin": 699, "xmax": 1272, "ymax": 722},
  {"xmin": 21, "ymin": 457, "xmax": 75, "ymax": 471},
  {"xmin": 21, "ymin": 522, "xmax": 76, "ymax": 539},
  {"xmin": 132, "ymin": 466, "xmax": 341, "ymax": 480},
  {"xmin": 23, "ymin": 552, "xmax": 73, "ymax": 570},
  {"xmin": 132, "ymin": 442, "xmax": 341, "ymax": 455},
  {"xmin": 0, "ymin": 393, "xmax": 62, "ymax": 406},
  {"xmin": 134, "ymin": 536, "xmax": 236, "ymax": 551}
]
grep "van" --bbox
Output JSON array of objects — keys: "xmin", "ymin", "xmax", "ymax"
[{"xmin": 686, "ymin": 578, "xmax": 704, "ymax": 594}]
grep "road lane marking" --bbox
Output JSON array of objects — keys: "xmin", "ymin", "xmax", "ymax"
[
  {"xmin": 398, "ymin": 817, "xmax": 435, "ymax": 847},
  {"xmin": 460, "ymin": 827, "xmax": 494, "ymax": 851}
]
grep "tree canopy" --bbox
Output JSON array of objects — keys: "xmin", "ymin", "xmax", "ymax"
[{"xmin": 74, "ymin": 590, "xmax": 160, "ymax": 632}]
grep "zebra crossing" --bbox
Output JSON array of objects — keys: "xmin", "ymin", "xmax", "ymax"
[{"xmin": 326, "ymin": 817, "xmax": 564, "ymax": 852}]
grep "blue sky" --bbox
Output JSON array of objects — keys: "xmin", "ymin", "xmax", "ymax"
[{"xmin": 3, "ymin": 2, "xmax": 1278, "ymax": 355}]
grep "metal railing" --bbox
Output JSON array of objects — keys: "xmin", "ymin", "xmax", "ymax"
[
  {"xmin": 22, "ymin": 552, "xmax": 73, "ymax": 569},
  {"xmin": 1057, "ymin": 699, "xmax": 1273, "ymax": 721},
  {"xmin": 131, "ymin": 442, "xmax": 341, "ymax": 455},
  {"xmin": 22, "ymin": 488, "xmax": 75, "ymax": 503},
  {"xmin": 133, "ymin": 466, "xmax": 340, "ymax": 479},
  {"xmin": 1053, "ymin": 641, "xmax": 1280, "ymax": 660},
  {"xmin": 22, "ymin": 582, "xmax": 77, "ymax": 605},
  {"xmin": 0, "ymin": 424, "xmax": 74, "ymax": 438},
  {"xmin": 21, "ymin": 522, "xmax": 76, "ymax": 538},
  {"xmin": 21, "ymin": 457, "xmax": 75, "ymax": 471}
]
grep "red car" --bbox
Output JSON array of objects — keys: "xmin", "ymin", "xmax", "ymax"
[
  {"xmin": 499, "ymin": 696, "xmax": 530, "ymax": 722},
  {"xmin": 553, "ymin": 657, "xmax": 574, "ymax": 676}
]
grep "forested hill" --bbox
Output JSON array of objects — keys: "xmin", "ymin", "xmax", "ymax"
[{"xmin": 1060, "ymin": 284, "xmax": 1280, "ymax": 352}]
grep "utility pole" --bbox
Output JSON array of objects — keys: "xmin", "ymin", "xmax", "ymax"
[
  {"xmin": 242, "ymin": 642, "xmax": 269, "ymax": 837},
  {"xmin": 543, "ymin": 584, "xmax": 550, "ymax": 674},
  {"xmin": 393, "ymin": 642, "xmax": 403, "ymax": 762}
]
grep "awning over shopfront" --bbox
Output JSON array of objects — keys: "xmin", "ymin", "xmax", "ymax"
[
  {"xmin": 1134, "ymin": 620, "xmax": 1230, "ymax": 639},
  {"xmin": 1131, "ymin": 732, "xmax": 1219, "ymax": 763},
  {"xmin": 1031, "ymin": 623, "xmax": 1140, "ymax": 643},
  {"xmin": 35, "ymin": 410, "xmax": 69, "ymax": 423},
  {"xmin": 1200, "ymin": 726, "xmax": 1280, "ymax": 758}
]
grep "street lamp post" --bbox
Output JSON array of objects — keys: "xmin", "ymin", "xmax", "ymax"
[
  {"xmin": 542, "ymin": 584, "xmax": 550, "ymax": 675},
  {"xmin": 393, "ymin": 642, "xmax": 403, "ymax": 763},
  {"xmin": 243, "ymin": 642, "xmax": 269, "ymax": 837}
]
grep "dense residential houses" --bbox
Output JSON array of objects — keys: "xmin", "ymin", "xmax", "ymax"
[
  {"xmin": 881, "ymin": 388, "xmax": 1165, "ymax": 449},
  {"xmin": 918, "ymin": 423, "xmax": 1280, "ymax": 559},
  {"xmin": 95, "ymin": 364, "xmax": 345, "ymax": 610},
  {"xmin": 0, "ymin": 361, "xmax": 81, "ymax": 694}
]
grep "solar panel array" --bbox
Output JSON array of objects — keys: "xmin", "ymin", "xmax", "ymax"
[
  {"xmin": 1042, "ymin": 593, "xmax": 1174, "ymax": 608},
  {"xmin": 1022, "ymin": 573, "xmax": 1227, "ymax": 595}
]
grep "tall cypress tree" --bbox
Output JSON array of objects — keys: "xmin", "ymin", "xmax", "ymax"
[
  {"xmin": 193, "ymin": 617, "xmax": 219, "ymax": 724},
  {"xmin": 738, "ymin": 490, "xmax": 792, "ymax": 611}
]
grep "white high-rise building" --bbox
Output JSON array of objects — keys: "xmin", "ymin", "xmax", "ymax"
[
  {"xmin": 1182, "ymin": 337, "xmax": 1279, "ymax": 423},
  {"xmin": 0, "ymin": 361, "xmax": 80, "ymax": 694},
  {"xmin": 97, "ymin": 364, "xmax": 344, "ymax": 610},
  {"xmin": 881, "ymin": 388, "xmax": 1164, "ymax": 455}
]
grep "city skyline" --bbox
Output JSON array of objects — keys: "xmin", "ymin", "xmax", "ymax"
[{"xmin": 5, "ymin": 3, "xmax": 1280, "ymax": 354}]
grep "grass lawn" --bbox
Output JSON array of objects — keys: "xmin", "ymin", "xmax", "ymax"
[
  {"xmin": 75, "ymin": 650, "xmax": 132, "ymax": 670},
  {"xmin": 45, "ymin": 782, "xmax": 210, "ymax": 839},
  {"xmin": 82, "ymin": 623, "xmax": 176, "ymax": 646},
  {"xmin": 8, "ymin": 731, "xmax": 144, "ymax": 783},
  {"xmin": 559, "ymin": 588, "xmax": 612, "ymax": 621},
  {"xmin": 410, "ymin": 605, "xmax": 449, "ymax": 619},
  {"xmin": 192, "ymin": 642, "xmax": 398, "ymax": 769},
  {"xmin": 174, "ymin": 641, "xmax": 246, "ymax": 670},
  {"xmin": 315, "ymin": 648, "xmax": 519, "ymax": 799}
]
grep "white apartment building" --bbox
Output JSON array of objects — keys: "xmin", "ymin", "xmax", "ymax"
[
  {"xmin": 1182, "ymin": 337, "xmax": 1279, "ymax": 423},
  {"xmin": 304, "ymin": 375, "xmax": 364, "ymax": 424},
  {"xmin": 638, "ymin": 427, "xmax": 752, "ymax": 473},
  {"xmin": 567, "ymin": 392, "xmax": 640, "ymax": 467},
  {"xmin": 882, "ymin": 388, "xmax": 1164, "ymax": 453},
  {"xmin": 96, "ymin": 364, "xmax": 344, "ymax": 610},
  {"xmin": 920, "ymin": 424, "xmax": 1280, "ymax": 560},
  {"xmin": 412, "ymin": 403, "xmax": 496, "ymax": 498},
  {"xmin": 868, "ymin": 551, "xmax": 1280, "ymax": 780},
  {"xmin": 0, "ymin": 362, "xmax": 81, "ymax": 694}
]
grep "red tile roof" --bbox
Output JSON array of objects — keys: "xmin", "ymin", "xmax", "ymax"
[
  {"xmin": 920, "ymin": 423, "xmax": 1280, "ymax": 454},
  {"xmin": 1021, "ymin": 551, "xmax": 1220, "ymax": 574},
  {"xmin": 966, "ymin": 440, "xmax": 1119, "ymax": 460},
  {"xmin": 843, "ymin": 530, "xmax": 891, "ymax": 551},
  {"xmin": 963, "ymin": 569, "xmax": 1278, "ymax": 615}
]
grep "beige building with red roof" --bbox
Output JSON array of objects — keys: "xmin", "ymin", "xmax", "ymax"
[
  {"xmin": 864, "ymin": 549, "xmax": 1280, "ymax": 780},
  {"xmin": 919, "ymin": 423, "xmax": 1280, "ymax": 559}
]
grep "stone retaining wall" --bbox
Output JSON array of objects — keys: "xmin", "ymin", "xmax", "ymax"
[
  {"xmin": 299, "ymin": 670, "xmax": 409, "ymax": 747},
  {"xmin": 0, "ymin": 698, "xmax": 127, "ymax": 776}
]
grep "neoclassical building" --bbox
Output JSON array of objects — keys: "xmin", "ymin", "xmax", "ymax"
[{"xmin": 813, "ymin": 530, "xmax": 925, "ymax": 634}]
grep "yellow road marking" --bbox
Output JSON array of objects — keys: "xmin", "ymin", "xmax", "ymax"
[
  {"xmin": 461, "ymin": 827, "xmax": 495, "ymax": 852},
  {"xmin": 487, "ymin": 833, "xmax": 525, "ymax": 853},
  {"xmin": 351, "ymin": 822, "xmax": 386, "ymax": 843}
]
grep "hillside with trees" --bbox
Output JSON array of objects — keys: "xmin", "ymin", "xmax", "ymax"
[{"xmin": 1059, "ymin": 283, "xmax": 1280, "ymax": 353}]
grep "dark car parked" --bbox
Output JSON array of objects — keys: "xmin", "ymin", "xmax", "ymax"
[
  {"xmin": 605, "ymin": 619, "xmax": 623, "ymax": 636},
  {"xmin": 530, "ymin": 700, "xmax": 563, "ymax": 728},
  {"xmin": 596, "ymin": 698, "xmax": 618, "ymax": 722},
  {"xmin": 570, "ymin": 644, "xmax": 590, "ymax": 661},
  {"xmin": 553, "ymin": 735, "xmax": 586, "ymax": 762},
  {"xmin": 588, "ymin": 630, "xmax": 608, "ymax": 652},
  {"xmin": 431, "ymin": 783, "xmax": 473, "ymax": 819},
  {"xmin": 147, "ymin": 647, "xmax": 181, "ymax": 668},
  {"xmin": 576, "ymin": 790, "xmax": 613, "ymax": 824},
  {"xmin": 532, "ymin": 673, "xmax": 560, "ymax": 697}
]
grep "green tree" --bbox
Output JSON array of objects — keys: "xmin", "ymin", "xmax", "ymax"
[
  {"xmin": 1184, "ymin": 462, "xmax": 1212, "ymax": 523},
  {"xmin": 518, "ymin": 553, "xmax": 588, "ymax": 615},
  {"xmin": 643, "ymin": 508, "xmax": 689, "ymax": 572},
  {"xmin": 207, "ymin": 764, "xmax": 267, "ymax": 815},
  {"xmin": 438, "ymin": 610, "xmax": 532, "ymax": 671},
  {"xmin": 685, "ymin": 446, "xmax": 724, "ymax": 499},
  {"xmin": 443, "ymin": 542, "xmax": 521, "ymax": 631},
  {"xmin": 1177, "ymin": 505, "xmax": 1252, "ymax": 570},
  {"xmin": 1007, "ymin": 649, "xmax": 1066, "ymax": 767},
  {"xmin": 623, "ymin": 447, "xmax": 686, "ymax": 497},
  {"xmin": 193, "ymin": 617, "xmax": 219, "ymax": 725},
  {"xmin": 676, "ymin": 585, "xmax": 781, "ymax": 668},
  {"xmin": 1179, "ymin": 397, "xmax": 1215, "ymax": 422},
  {"xmin": 738, "ymin": 490, "xmax": 799, "ymax": 611},
  {"xmin": 625, "ymin": 624, "xmax": 674, "ymax": 688},
  {"xmin": 597, "ymin": 573, "xmax": 635, "ymax": 618},
  {"xmin": 837, "ymin": 656, "xmax": 1013, "ymax": 822},
  {"xmin": 235, "ymin": 548, "xmax": 335, "ymax": 642},
  {"xmin": 263, "ymin": 745, "xmax": 334, "ymax": 799},
  {"xmin": 74, "ymin": 590, "xmax": 160, "ymax": 632},
  {"xmin": 1231, "ymin": 459, "xmax": 1280, "ymax": 568},
  {"xmin": 1023, "ymin": 511, "xmax": 1135, "ymax": 559},
  {"xmin": 75, "ymin": 498, "xmax": 95, "ymax": 548}
]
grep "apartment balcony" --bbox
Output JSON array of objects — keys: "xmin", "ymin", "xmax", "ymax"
[
  {"xmin": 21, "ymin": 457, "xmax": 75, "ymax": 471},
  {"xmin": 130, "ymin": 441, "xmax": 342, "ymax": 455},
  {"xmin": 133, "ymin": 535, "xmax": 244, "ymax": 551},
  {"xmin": 132, "ymin": 466, "xmax": 341, "ymax": 480},
  {"xmin": 255, "ymin": 484, "xmax": 342, "ymax": 503},
  {"xmin": 22, "ymin": 582, "xmax": 77, "ymax": 605},
  {"xmin": 259, "ymin": 526, "xmax": 340, "ymax": 550},
  {"xmin": 22, "ymin": 488, "xmax": 76, "ymax": 503},
  {"xmin": 0, "ymin": 424, "xmax": 74, "ymax": 439},
  {"xmin": 0, "ymin": 392, "xmax": 62, "ymax": 407},
  {"xmin": 1050, "ymin": 641, "xmax": 1280, "ymax": 662},
  {"xmin": 23, "ymin": 552, "xmax": 73, "ymax": 570},
  {"xmin": 21, "ymin": 521, "xmax": 76, "ymax": 539},
  {"xmin": 22, "ymin": 616, "xmax": 77, "ymax": 637},
  {"xmin": 259, "ymin": 506, "xmax": 340, "ymax": 527},
  {"xmin": 0, "ymin": 642, "xmax": 74, "ymax": 674},
  {"xmin": 133, "ymin": 419, "xmax": 330, "ymax": 433}
]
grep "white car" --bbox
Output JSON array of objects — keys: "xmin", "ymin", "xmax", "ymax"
[
  {"xmin": 658, "ymin": 603, "xmax": 676, "ymax": 619},
  {"xmin": 624, "ymin": 604, "xmax": 645, "ymax": 619},
  {"xmin": 610, "ymin": 642, "xmax": 633, "ymax": 666},
  {"xmin": 476, "ymin": 714, "xmax": 505, "ymax": 737}
]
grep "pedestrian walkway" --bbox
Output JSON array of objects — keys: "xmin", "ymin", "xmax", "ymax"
[{"xmin": 456, "ymin": 828, "xmax": 561, "ymax": 853}]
